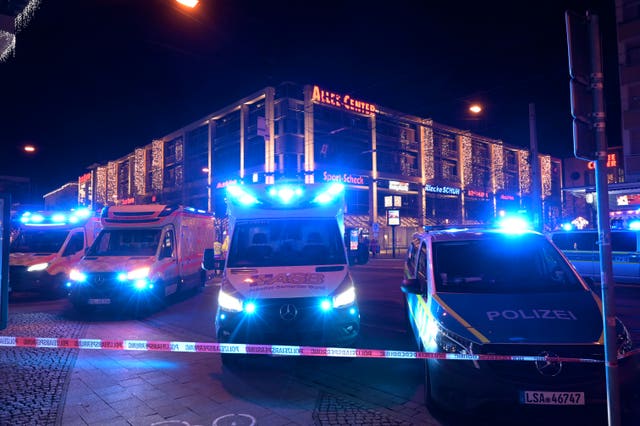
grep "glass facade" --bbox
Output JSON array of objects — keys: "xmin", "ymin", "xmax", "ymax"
[{"xmin": 79, "ymin": 82, "xmax": 562, "ymax": 240}]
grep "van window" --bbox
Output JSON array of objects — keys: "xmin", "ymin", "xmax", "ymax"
[
  {"xmin": 611, "ymin": 232, "xmax": 637, "ymax": 252},
  {"xmin": 227, "ymin": 218, "xmax": 346, "ymax": 267},
  {"xmin": 63, "ymin": 232, "xmax": 85, "ymax": 256},
  {"xmin": 88, "ymin": 229, "xmax": 161, "ymax": 256}
]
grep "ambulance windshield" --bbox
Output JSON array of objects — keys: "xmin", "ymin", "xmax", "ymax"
[
  {"xmin": 10, "ymin": 229, "xmax": 70, "ymax": 253},
  {"xmin": 87, "ymin": 229, "xmax": 161, "ymax": 256},
  {"xmin": 227, "ymin": 218, "xmax": 346, "ymax": 267}
]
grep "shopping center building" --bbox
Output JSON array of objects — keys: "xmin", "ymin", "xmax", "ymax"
[{"xmin": 76, "ymin": 82, "xmax": 562, "ymax": 249}]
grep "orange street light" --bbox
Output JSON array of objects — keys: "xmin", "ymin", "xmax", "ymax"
[
  {"xmin": 469, "ymin": 104, "xmax": 482, "ymax": 114},
  {"xmin": 23, "ymin": 145, "xmax": 36, "ymax": 153},
  {"xmin": 176, "ymin": 0, "xmax": 199, "ymax": 7}
]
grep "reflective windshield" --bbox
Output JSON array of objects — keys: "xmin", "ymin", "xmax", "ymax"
[
  {"xmin": 433, "ymin": 234, "xmax": 584, "ymax": 293},
  {"xmin": 87, "ymin": 229, "xmax": 161, "ymax": 256},
  {"xmin": 227, "ymin": 219, "xmax": 347, "ymax": 267},
  {"xmin": 10, "ymin": 228, "xmax": 70, "ymax": 253}
]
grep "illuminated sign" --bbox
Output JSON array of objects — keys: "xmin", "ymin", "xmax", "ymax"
[
  {"xmin": 466, "ymin": 189, "xmax": 487, "ymax": 198},
  {"xmin": 312, "ymin": 85, "xmax": 376, "ymax": 116},
  {"xmin": 320, "ymin": 171, "xmax": 367, "ymax": 185},
  {"xmin": 500, "ymin": 194, "xmax": 515, "ymax": 201},
  {"xmin": 216, "ymin": 179, "xmax": 239, "ymax": 189},
  {"xmin": 387, "ymin": 209, "xmax": 400, "ymax": 226},
  {"xmin": 587, "ymin": 153, "xmax": 618, "ymax": 170},
  {"xmin": 78, "ymin": 173, "xmax": 91, "ymax": 184},
  {"xmin": 617, "ymin": 194, "xmax": 640, "ymax": 207},
  {"xmin": 425, "ymin": 184, "xmax": 460, "ymax": 195},
  {"xmin": 389, "ymin": 181, "xmax": 409, "ymax": 192}
]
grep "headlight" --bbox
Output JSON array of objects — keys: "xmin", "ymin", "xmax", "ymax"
[
  {"xmin": 616, "ymin": 317, "xmax": 633, "ymax": 356},
  {"xmin": 127, "ymin": 267, "xmax": 150, "ymax": 280},
  {"xmin": 333, "ymin": 286, "xmax": 356, "ymax": 308},
  {"xmin": 27, "ymin": 262, "xmax": 49, "ymax": 272},
  {"xmin": 434, "ymin": 321, "xmax": 474, "ymax": 355},
  {"xmin": 69, "ymin": 269, "xmax": 87, "ymax": 283},
  {"xmin": 218, "ymin": 289, "xmax": 243, "ymax": 312}
]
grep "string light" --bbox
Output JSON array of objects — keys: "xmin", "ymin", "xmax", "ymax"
[
  {"xmin": 107, "ymin": 161, "xmax": 117, "ymax": 203},
  {"xmin": 152, "ymin": 140, "xmax": 164, "ymax": 192},
  {"xmin": 491, "ymin": 143, "xmax": 504, "ymax": 192},
  {"xmin": 518, "ymin": 150, "xmax": 531, "ymax": 195},
  {"xmin": 541, "ymin": 155, "xmax": 552, "ymax": 198},
  {"xmin": 135, "ymin": 148, "xmax": 146, "ymax": 195},
  {"xmin": 461, "ymin": 133, "xmax": 472, "ymax": 188},
  {"xmin": 423, "ymin": 124, "xmax": 434, "ymax": 180},
  {"xmin": 96, "ymin": 166, "xmax": 107, "ymax": 205}
]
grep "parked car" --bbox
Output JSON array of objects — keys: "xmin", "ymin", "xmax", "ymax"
[{"xmin": 401, "ymin": 226, "xmax": 637, "ymax": 412}]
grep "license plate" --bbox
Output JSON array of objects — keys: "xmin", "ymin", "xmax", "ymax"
[
  {"xmin": 521, "ymin": 391, "xmax": 585, "ymax": 406},
  {"xmin": 88, "ymin": 298, "xmax": 111, "ymax": 305}
]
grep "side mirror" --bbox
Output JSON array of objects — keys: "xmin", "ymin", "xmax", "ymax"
[
  {"xmin": 202, "ymin": 248, "xmax": 216, "ymax": 270},
  {"xmin": 400, "ymin": 278, "xmax": 421, "ymax": 295}
]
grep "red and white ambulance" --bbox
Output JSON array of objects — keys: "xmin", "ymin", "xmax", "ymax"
[
  {"xmin": 9, "ymin": 209, "xmax": 101, "ymax": 298},
  {"xmin": 66, "ymin": 204, "xmax": 214, "ymax": 313},
  {"xmin": 204, "ymin": 182, "xmax": 360, "ymax": 364}
]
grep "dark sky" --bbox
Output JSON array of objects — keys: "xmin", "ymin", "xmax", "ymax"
[{"xmin": 0, "ymin": 0, "xmax": 619, "ymax": 198}]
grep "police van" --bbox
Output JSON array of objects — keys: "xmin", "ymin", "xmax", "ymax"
[
  {"xmin": 401, "ymin": 225, "xmax": 636, "ymax": 411},
  {"xmin": 550, "ymin": 229, "xmax": 640, "ymax": 284},
  {"xmin": 9, "ymin": 209, "xmax": 101, "ymax": 298},
  {"xmin": 204, "ymin": 182, "xmax": 360, "ymax": 364}
]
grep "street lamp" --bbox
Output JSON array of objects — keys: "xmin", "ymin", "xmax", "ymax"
[
  {"xmin": 176, "ymin": 0, "xmax": 199, "ymax": 7},
  {"xmin": 469, "ymin": 104, "xmax": 482, "ymax": 114},
  {"xmin": 23, "ymin": 144, "xmax": 36, "ymax": 153}
]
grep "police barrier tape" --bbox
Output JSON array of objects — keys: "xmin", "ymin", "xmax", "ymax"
[{"xmin": 1, "ymin": 335, "xmax": 639, "ymax": 362}]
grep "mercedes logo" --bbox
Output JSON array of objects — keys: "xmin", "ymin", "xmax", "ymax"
[
  {"xmin": 535, "ymin": 351, "xmax": 563, "ymax": 377},
  {"xmin": 279, "ymin": 304, "xmax": 298, "ymax": 321}
]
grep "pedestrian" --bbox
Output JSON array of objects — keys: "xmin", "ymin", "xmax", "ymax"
[{"xmin": 370, "ymin": 237, "xmax": 379, "ymax": 257}]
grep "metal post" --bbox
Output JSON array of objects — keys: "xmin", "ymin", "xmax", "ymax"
[
  {"xmin": 529, "ymin": 103, "xmax": 543, "ymax": 232},
  {"xmin": 590, "ymin": 13, "xmax": 620, "ymax": 426},
  {"xmin": 391, "ymin": 225, "xmax": 396, "ymax": 259}
]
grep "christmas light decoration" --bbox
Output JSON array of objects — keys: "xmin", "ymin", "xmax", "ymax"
[
  {"xmin": 135, "ymin": 148, "xmax": 146, "ymax": 196},
  {"xmin": 518, "ymin": 150, "xmax": 531, "ymax": 194},
  {"xmin": 152, "ymin": 140, "xmax": 164, "ymax": 192}
]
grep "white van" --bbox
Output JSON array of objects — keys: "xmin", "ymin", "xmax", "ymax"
[
  {"xmin": 550, "ymin": 229, "xmax": 640, "ymax": 284},
  {"xmin": 205, "ymin": 182, "xmax": 360, "ymax": 364},
  {"xmin": 66, "ymin": 204, "xmax": 214, "ymax": 313}
]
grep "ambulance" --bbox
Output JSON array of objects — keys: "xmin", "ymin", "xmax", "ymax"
[
  {"xmin": 9, "ymin": 209, "xmax": 100, "ymax": 298},
  {"xmin": 66, "ymin": 204, "xmax": 214, "ymax": 313},
  {"xmin": 205, "ymin": 182, "xmax": 360, "ymax": 363}
]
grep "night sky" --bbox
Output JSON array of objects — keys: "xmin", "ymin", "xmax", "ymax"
[{"xmin": 0, "ymin": 0, "xmax": 619, "ymax": 199}]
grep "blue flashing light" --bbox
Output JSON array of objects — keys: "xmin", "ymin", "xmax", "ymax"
[
  {"xmin": 52, "ymin": 214, "xmax": 66, "ymax": 223},
  {"xmin": 561, "ymin": 223, "xmax": 574, "ymax": 231},
  {"xmin": 227, "ymin": 185, "xmax": 259, "ymax": 205},
  {"xmin": 313, "ymin": 183, "xmax": 344, "ymax": 204},
  {"xmin": 30, "ymin": 214, "xmax": 44, "ymax": 223},
  {"xmin": 497, "ymin": 216, "xmax": 531, "ymax": 234},
  {"xmin": 220, "ymin": 313, "xmax": 226, "ymax": 320},
  {"xmin": 349, "ymin": 307, "xmax": 357, "ymax": 315},
  {"xmin": 320, "ymin": 299, "xmax": 332, "ymax": 312},
  {"xmin": 244, "ymin": 301, "xmax": 257, "ymax": 314},
  {"xmin": 133, "ymin": 280, "xmax": 149, "ymax": 290},
  {"xmin": 629, "ymin": 220, "xmax": 640, "ymax": 231},
  {"xmin": 117, "ymin": 272, "xmax": 127, "ymax": 282},
  {"xmin": 269, "ymin": 185, "xmax": 304, "ymax": 204},
  {"xmin": 69, "ymin": 269, "xmax": 87, "ymax": 283}
]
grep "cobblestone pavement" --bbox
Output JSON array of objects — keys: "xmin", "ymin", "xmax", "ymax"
[{"xmin": 0, "ymin": 312, "xmax": 87, "ymax": 425}]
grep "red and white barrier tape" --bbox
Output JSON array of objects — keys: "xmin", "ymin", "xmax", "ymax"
[{"xmin": 1, "ymin": 336, "xmax": 638, "ymax": 362}]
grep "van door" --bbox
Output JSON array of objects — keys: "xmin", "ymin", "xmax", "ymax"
[
  {"xmin": 610, "ymin": 231, "xmax": 640, "ymax": 283},
  {"xmin": 158, "ymin": 227, "xmax": 179, "ymax": 295}
]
